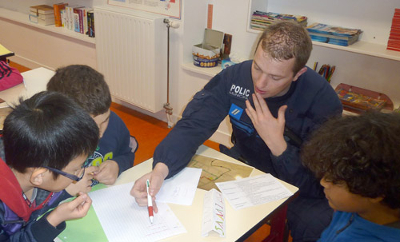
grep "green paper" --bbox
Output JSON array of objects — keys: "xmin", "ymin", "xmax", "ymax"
[{"xmin": 57, "ymin": 184, "xmax": 108, "ymax": 242}]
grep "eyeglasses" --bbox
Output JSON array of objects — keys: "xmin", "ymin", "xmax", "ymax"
[{"xmin": 43, "ymin": 166, "xmax": 85, "ymax": 182}]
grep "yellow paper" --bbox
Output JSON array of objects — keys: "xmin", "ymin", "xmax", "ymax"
[{"xmin": 0, "ymin": 44, "xmax": 13, "ymax": 56}]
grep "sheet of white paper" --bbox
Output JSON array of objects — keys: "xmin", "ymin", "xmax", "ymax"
[
  {"xmin": 156, "ymin": 167, "xmax": 202, "ymax": 205},
  {"xmin": 201, "ymin": 189, "xmax": 226, "ymax": 237},
  {"xmin": 22, "ymin": 67, "xmax": 54, "ymax": 98},
  {"xmin": 216, "ymin": 174, "xmax": 293, "ymax": 210},
  {"xmin": 89, "ymin": 182, "xmax": 186, "ymax": 242}
]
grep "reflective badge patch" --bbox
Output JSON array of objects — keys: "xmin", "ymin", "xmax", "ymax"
[{"xmin": 229, "ymin": 104, "xmax": 243, "ymax": 120}]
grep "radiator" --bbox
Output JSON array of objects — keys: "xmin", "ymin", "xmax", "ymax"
[{"xmin": 94, "ymin": 6, "xmax": 167, "ymax": 113}]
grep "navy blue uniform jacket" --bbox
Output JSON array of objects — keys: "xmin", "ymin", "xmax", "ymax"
[{"xmin": 154, "ymin": 60, "xmax": 342, "ymax": 197}]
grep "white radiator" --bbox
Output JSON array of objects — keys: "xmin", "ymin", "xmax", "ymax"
[{"xmin": 94, "ymin": 6, "xmax": 167, "ymax": 113}]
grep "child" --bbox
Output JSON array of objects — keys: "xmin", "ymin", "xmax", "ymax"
[
  {"xmin": 47, "ymin": 65, "xmax": 136, "ymax": 186},
  {"xmin": 302, "ymin": 111, "xmax": 400, "ymax": 241},
  {"xmin": 0, "ymin": 91, "xmax": 99, "ymax": 241}
]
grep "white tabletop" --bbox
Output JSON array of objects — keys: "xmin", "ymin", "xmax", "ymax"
[
  {"xmin": 0, "ymin": 67, "xmax": 54, "ymax": 107},
  {"xmin": 115, "ymin": 145, "xmax": 299, "ymax": 241}
]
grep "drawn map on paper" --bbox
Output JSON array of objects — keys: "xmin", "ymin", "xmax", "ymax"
[{"xmin": 187, "ymin": 155, "xmax": 253, "ymax": 191}]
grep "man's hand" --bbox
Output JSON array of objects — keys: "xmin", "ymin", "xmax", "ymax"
[
  {"xmin": 245, "ymin": 93, "xmax": 287, "ymax": 156},
  {"xmin": 65, "ymin": 166, "xmax": 98, "ymax": 196},
  {"xmin": 130, "ymin": 162, "xmax": 169, "ymax": 213},
  {"xmin": 47, "ymin": 192, "xmax": 92, "ymax": 227},
  {"xmin": 93, "ymin": 160, "xmax": 119, "ymax": 185}
]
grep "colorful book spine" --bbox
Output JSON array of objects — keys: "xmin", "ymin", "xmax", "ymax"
[
  {"xmin": 74, "ymin": 7, "xmax": 84, "ymax": 34},
  {"xmin": 87, "ymin": 11, "xmax": 95, "ymax": 38},
  {"xmin": 73, "ymin": 12, "xmax": 80, "ymax": 33},
  {"xmin": 53, "ymin": 3, "xmax": 68, "ymax": 27},
  {"xmin": 387, "ymin": 8, "xmax": 400, "ymax": 52}
]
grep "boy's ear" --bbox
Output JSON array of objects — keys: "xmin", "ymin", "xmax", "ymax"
[
  {"xmin": 368, "ymin": 196, "xmax": 384, "ymax": 204},
  {"xmin": 30, "ymin": 168, "xmax": 48, "ymax": 186}
]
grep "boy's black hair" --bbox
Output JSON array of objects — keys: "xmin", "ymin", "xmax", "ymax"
[
  {"xmin": 47, "ymin": 65, "xmax": 112, "ymax": 116},
  {"xmin": 3, "ymin": 91, "xmax": 99, "ymax": 177},
  {"xmin": 302, "ymin": 111, "xmax": 400, "ymax": 209}
]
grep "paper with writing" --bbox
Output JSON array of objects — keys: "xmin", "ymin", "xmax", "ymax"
[
  {"xmin": 156, "ymin": 167, "xmax": 202, "ymax": 205},
  {"xmin": 201, "ymin": 189, "xmax": 226, "ymax": 237},
  {"xmin": 89, "ymin": 182, "xmax": 186, "ymax": 242},
  {"xmin": 216, "ymin": 174, "xmax": 293, "ymax": 210}
]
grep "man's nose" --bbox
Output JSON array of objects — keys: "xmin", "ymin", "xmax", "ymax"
[{"xmin": 255, "ymin": 74, "xmax": 269, "ymax": 88}]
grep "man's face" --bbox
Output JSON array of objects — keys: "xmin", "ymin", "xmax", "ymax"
[
  {"xmin": 92, "ymin": 109, "xmax": 111, "ymax": 138},
  {"xmin": 251, "ymin": 43, "xmax": 303, "ymax": 99}
]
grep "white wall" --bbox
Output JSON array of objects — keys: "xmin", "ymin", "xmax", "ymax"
[{"xmin": 2, "ymin": 0, "xmax": 400, "ymax": 147}]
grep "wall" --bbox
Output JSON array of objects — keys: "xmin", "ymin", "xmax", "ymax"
[
  {"xmin": 2, "ymin": 0, "xmax": 400, "ymax": 147},
  {"xmin": 0, "ymin": 0, "xmax": 105, "ymax": 70}
]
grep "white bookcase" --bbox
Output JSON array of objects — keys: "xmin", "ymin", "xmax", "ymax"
[
  {"xmin": 247, "ymin": 0, "xmax": 400, "ymax": 62},
  {"xmin": 0, "ymin": 8, "xmax": 95, "ymax": 44}
]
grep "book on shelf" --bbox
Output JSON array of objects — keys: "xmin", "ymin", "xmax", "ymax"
[
  {"xmin": 53, "ymin": 2, "xmax": 68, "ymax": 27},
  {"xmin": 309, "ymin": 34, "xmax": 359, "ymax": 46},
  {"xmin": 387, "ymin": 8, "xmax": 400, "ymax": 52},
  {"xmin": 29, "ymin": 5, "xmax": 55, "ymax": 26},
  {"xmin": 65, "ymin": 5, "xmax": 83, "ymax": 30},
  {"xmin": 307, "ymin": 22, "xmax": 362, "ymax": 46},
  {"xmin": 87, "ymin": 10, "xmax": 95, "ymax": 38},
  {"xmin": 73, "ymin": 12, "xmax": 80, "ymax": 33},
  {"xmin": 74, "ymin": 7, "xmax": 92, "ymax": 35},
  {"xmin": 250, "ymin": 11, "xmax": 307, "ymax": 31},
  {"xmin": 73, "ymin": 7, "xmax": 82, "ymax": 33},
  {"xmin": 30, "ymin": 5, "xmax": 54, "ymax": 15},
  {"xmin": 61, "ymin": 9, "xmax": 67, "ymax": 27},
  {"xmin": 38, "ymin": 14, "xmax": 55, "ymax": 26}
]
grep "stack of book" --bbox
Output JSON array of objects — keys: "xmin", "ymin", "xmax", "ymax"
[
  {"xmin": 250, "ymin": 11, "xmax": 307, "ymax": 31},
  {"xmin": 29, "ymin": 5, "xmax": 55, "ymax": 26},
  {"xmin": 307, "ymin": 23, "xmax": 362, "ymax": 46},
  {"xmin": 387, "ymin": 8, "xmax": 400, "ymax": 52}
]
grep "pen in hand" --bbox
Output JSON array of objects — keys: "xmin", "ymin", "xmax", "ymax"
[{"xmin": 146, "ymin": 179, "xmax": 154, "ymax": 224}]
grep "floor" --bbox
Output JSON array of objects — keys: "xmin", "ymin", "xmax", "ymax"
[{"xmin": 9, "ymin": 61, "xmax": 275, "ymax": 242}]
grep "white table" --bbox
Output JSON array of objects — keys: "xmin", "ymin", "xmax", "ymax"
[
  {"xmin": 0, "ymin": 67, "xmax": 55, "ymax": 107},
  {"xmin": 59, "ymin": 145, "xmax": 299, "ymax": 242}
]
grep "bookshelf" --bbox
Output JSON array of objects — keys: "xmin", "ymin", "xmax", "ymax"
[
  {"xmin": 0, "ymin": 8, "xmax": 95, "ymax": 44},
  {"xmin": 247, "ymin": 0, "xmax": 400, "ymax": 62}
]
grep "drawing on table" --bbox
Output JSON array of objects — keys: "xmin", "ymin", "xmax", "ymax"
[{"xmin": 187, "ymin": 154, "xmax": 253, "ymax": 191}]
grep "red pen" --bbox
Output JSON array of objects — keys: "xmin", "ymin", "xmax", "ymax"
[{"xmin": 146, "ymin": 179, "xmax": 154, "ymax": 223}]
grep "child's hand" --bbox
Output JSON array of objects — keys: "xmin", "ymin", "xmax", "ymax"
[
  {"xmin": 65, "ymin": 166, "xmax": 99, "ymax": 196},
  {"xmin": 46, "ymin": 192, "xmax": 92, "ymax": 227},
  {"xmin": 93, "ymin": 160, "xmax": 119, "ymax": 185}
]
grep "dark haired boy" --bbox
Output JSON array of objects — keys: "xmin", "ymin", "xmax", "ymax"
[
  {"xmin": 302, "ymin": 111, "xmax": 400, "ymax": 241},
  {"xmin": 0, "ymin": 91, "xmax": 99, "ymax": 241},
  {"xmin": 47, "ymin": 65, "xmax": 136, "ymax": 186}
]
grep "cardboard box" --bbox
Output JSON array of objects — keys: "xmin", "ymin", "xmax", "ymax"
[{"xmin": 192, "ymin": 28, "xmax": 224, "ymax": 68}]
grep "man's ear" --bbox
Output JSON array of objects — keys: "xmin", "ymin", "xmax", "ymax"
[
  {"xmin": 293, "ymin": 67, "xmax": 307, "ymax": 82},
  {"xmin": 30, "ymin": 168, "xmax": 48, "ymax": 186}
]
